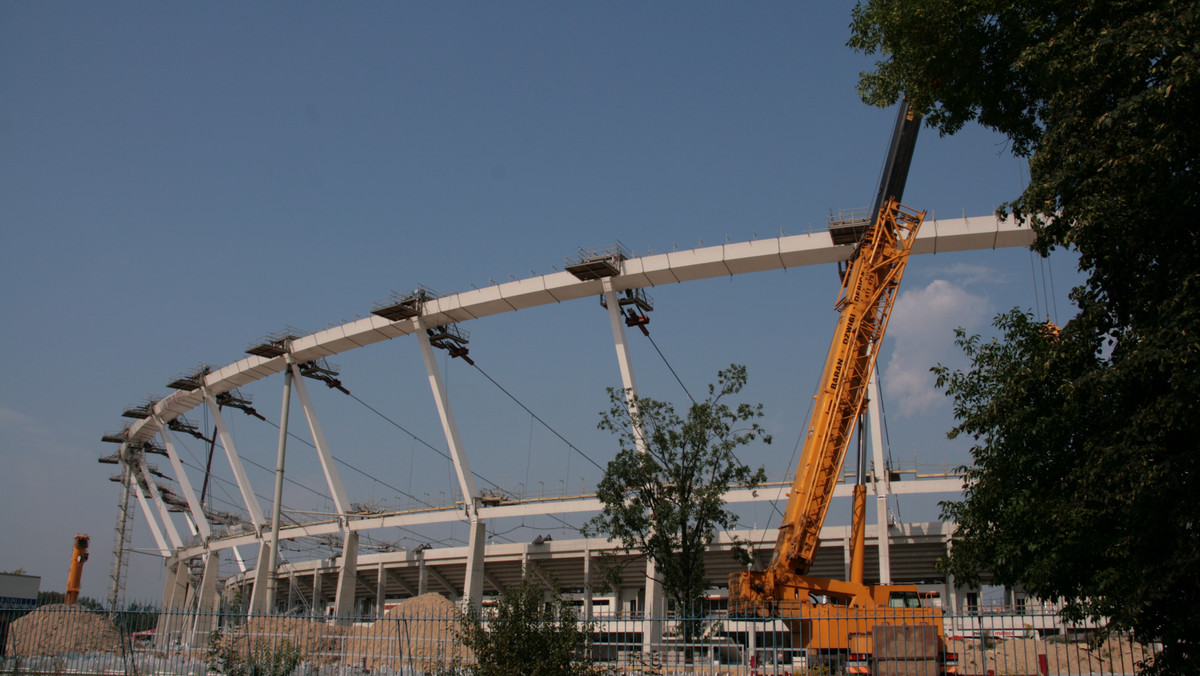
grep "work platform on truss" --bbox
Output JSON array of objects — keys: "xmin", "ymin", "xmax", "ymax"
[{"xmin": 565, "ymin": 243, "xmax": 630, "ymax": 280}]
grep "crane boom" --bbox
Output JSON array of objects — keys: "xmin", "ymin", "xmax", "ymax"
[
  {"xmin": 771, "ymin": 197, "xmax": 924, "ymax": 576},
  {"xmin": 773, "ymin": 99, "xmax": 924, "ymax": 577},
  {"xmin": 727, "ymin": 104, "xmax": 955, "ymax": 674}
]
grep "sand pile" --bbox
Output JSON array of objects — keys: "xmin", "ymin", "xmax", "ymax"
[
  {"xmin": 341, "ymin": 593, "xmax": 470, "ymax": 670},
  {"xmin": 948, "ymin": 634, "xmax": 1154, "ymax": 674},
  {"xmin": 214, "ymin": 616, "xmax": 344, "ymax": 663},
  {"xmin": 4, "ymin": 604, "xmax": 122, "ymax": 657}
]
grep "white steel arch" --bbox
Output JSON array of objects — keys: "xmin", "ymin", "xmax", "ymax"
[
  {"xmin": 121, "ymin": 215, "xmax": 1028, "ymax": 448},
  {"xmin": 107, "ymin": 214, "xmax": 1032, "ymax": 612}
]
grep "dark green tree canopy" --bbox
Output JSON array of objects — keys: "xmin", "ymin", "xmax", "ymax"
[
  {"xmin": 852, "ymin": 0, "xmax": 1199, "ymax": 323},
  {"xmin": 585, "ymin": 364, "xmax": 769, "ymax": 614},
  {"xmin": 853, "ymin": 2, "xmax": 1200, "ymax": 673}
]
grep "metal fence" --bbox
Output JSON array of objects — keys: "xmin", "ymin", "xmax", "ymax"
[{"xmin": 0, "ymin": 602, "xmax": 1157, "ymax": 675}]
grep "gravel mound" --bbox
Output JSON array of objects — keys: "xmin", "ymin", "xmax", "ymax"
[
  {"xmin": 341, "ymin": 593, "xmax": 469, "ymax": 670},
  {"xmin": 214, "ymin": 615, "xmax": 344, "ymax": 663},
  {"xmin": 4, "ymin": 605, "xmax": 122, "ymax": 657}
]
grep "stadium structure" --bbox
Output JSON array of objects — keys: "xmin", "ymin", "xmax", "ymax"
[{"xmin": 99, "ymin": 216, "xmax": 1033, "ymax": 642}]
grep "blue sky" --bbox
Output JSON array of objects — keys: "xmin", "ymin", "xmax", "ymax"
[{"xmin": 0, "ymin": 2, "xmax": 1080, "ymax": 603}]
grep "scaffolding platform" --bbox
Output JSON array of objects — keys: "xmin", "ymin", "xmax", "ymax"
[
  {"xmin": 246, "ymin": 331, "xmax": 299, "ymax": 358},
  {"xmin": 167, "ymin": 365, "xmax": 210, "ymax": 391},
  {"xmin": 828, "ymin": 208, "xmax": 874, "ymax": 245},
  {"xmin": 564, "ymin": 243, "xmax": 630, "ymax": 280},
  {"xmin": 121, "ymin": 399, "xmax": 157, "ymax": 420},
  {"xmin": 372, "ymin": 285, "xmax": 437, "ymax": 321}
]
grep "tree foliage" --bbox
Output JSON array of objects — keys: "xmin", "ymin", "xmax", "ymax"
[
  {"xmin": 852, "ymin": 1, "xmax": 1200, "ymax": 673},
  {"xmin": 458, "ymin": 577, "xmax": 600, "ymax": 676},
  {"xmin": 585, "ymin": 365, "xmax": 769, "ymax": 615}
]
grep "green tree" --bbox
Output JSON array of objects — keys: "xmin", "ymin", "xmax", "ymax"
[
  {"xmin": 458, "ymin": 577, "xmax": 599, "ymax": 676},
  {"xmin": 851, "ymin": 2, "xmax": 1199, "ymax": 673},
  {"xmin": 36, "ymin": 591, "xmax": 64, "ymax": 606},
  {"xmin": 585, "ymin": 365, "xmax": 769, "ymax": 617}
]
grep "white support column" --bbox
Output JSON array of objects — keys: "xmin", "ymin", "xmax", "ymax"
[
  {"xmin": 135, "ymin": 460, "xmax": 183, "ymax": 550},
  {"xmin": 417, "ymin": 552, "xmax": 429, "ymax": 596},
  {"xmin": 583, "ymin": 541, "xmax": 593, "ymax": 622},
  {"xmin": 866, "ymin": 372, "xmax": 893, "ymax": 585},
  {"xmin": 203, "ymin": 388, "xmax": 266, "ymax": 529},
  {"xmin": 463, "ymin": 520, "xmax": 486, "ymax": 612},
  {"xmin": 154, "ymin": 560, "xmax": 191, "ymax": 646},
  {"xmin": 158, "ymin": 560, "xmax": 185, "ymax": 609},
  {"xmin": 416, "ymin": 319, "xmax": 485, "ymax": 610},
  {"xmin": 266, "ymin": 366, "xmax": 294, "ymax": 612},
  {"xmin": 290, "ymin": 363, "xmax": 351, "ymax": 516},
  {"xmin": 248, "ymin": 541, "xmax": 271, "ymax": 615},
  {"xmin": 156, "ymin": 421, "xmax": 212, "ymax": 541},
  {"xmin": 188, "ymin": 550, "xmax": 221, "ymax": 647},
  {"xmin": 602, "ymin": 278, "xmax": 647, "ymax": 453},
  {"xmin": 312, "ymin": 570, "xmax": 322, "ymax": 616},
  {"xmin": 333, "ymin": 531, "xmax": 360, "ymax": 621},
  {"xmin": 197, "ymin": 550, "xmax": 221, "ymax": 612},
  {"xmin": 375, "ymin": 561, "xmax": 386, "ymax": 617},
  {"xmin": 601, "ymin": 278, "xmax": 661, "ymax": 649},
  {"xmin": 133, "ymin": 478, "xmax": 170, "ymax": 556},
  {"xmin": 415, "ymin": 320, "xmax": 480, "ymax": 506},
  {"xmin": 287, "ymin": 572, "xmax": 297, "ymax": 611}
]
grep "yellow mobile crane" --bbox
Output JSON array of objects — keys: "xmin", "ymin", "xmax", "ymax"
[{"xmin": 729, "ymin": 102, "xmax": 956, "ymax": 675}]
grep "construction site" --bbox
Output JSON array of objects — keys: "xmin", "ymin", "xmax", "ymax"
[{"xmin": 15, "ymin": 101, "xmax": 1147, "ymax": 676}]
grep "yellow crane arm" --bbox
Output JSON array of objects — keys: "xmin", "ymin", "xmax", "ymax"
[{"xmin": 769, "ymin": 198, "xmax": 925, "ymax": 577}]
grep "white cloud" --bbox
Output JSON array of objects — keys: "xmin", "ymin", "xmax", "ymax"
[
  {"xmin": 882, "ymin": 278, "xmax": 990, "ymax": 416},
  {"xmin": 935, "ymin": 262, "xmax": 1007, "ymax": 287},
  {"xmin": 0, "ymin": 406, "xmax": 37, "ymax": 429}
]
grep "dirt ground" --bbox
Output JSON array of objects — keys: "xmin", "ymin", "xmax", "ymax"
[{"xmin": 948, "ymin": 634, "xmax": 1153, "ymax": 675}]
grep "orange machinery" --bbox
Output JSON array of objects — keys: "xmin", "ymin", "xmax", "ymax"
[
  {"xmin": 66, "ymin": 533, "xmax": 90, "ymax": 605},
  {"xmin": 729, "ymin": 102, "xmax": 956, "ymax": 674}
]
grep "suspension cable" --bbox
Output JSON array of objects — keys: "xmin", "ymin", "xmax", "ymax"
[
  {"xmin": 255, "ymin": 414, "xmax": 436, "ymax": 509},
  {"xmin": 645, "ymin": 333, "xmax": 695, "ymax": 404},
  {"xmin": 343, "ymin": 391, "xmax": 503, "ymax": 492},
  {"xmin": 470, "ymin": 363, "xmax": 605, "ymax": 472}
]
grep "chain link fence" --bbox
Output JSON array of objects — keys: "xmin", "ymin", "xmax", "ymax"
[{"xmin": 1, "ymin": 601, "xmax": 1157, "ymax": 675}]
